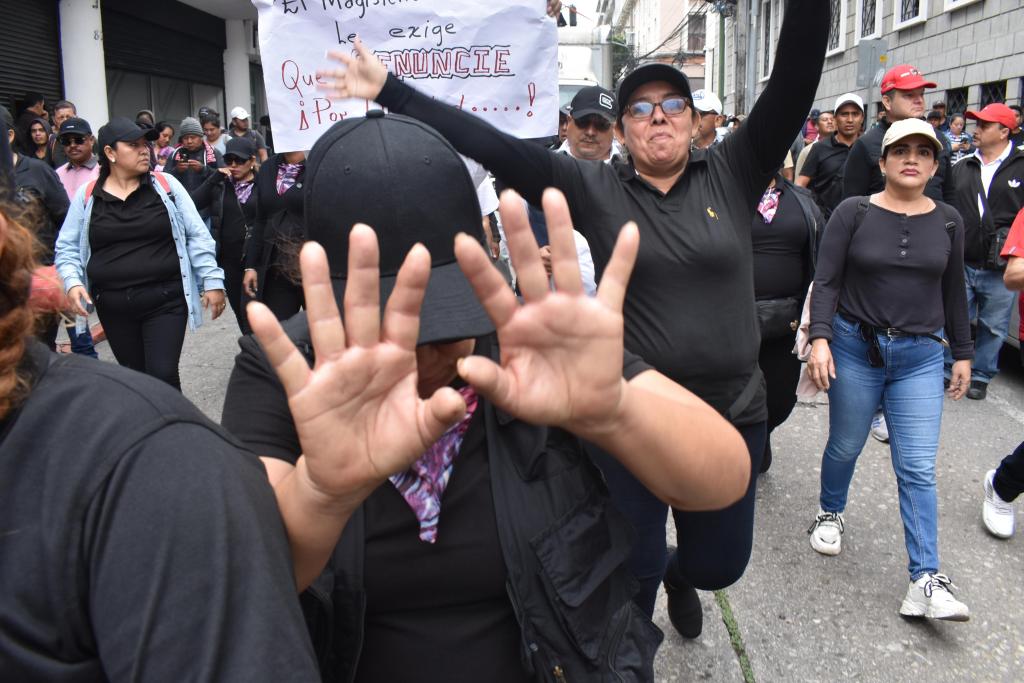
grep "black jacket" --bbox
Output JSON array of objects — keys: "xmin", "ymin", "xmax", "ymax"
[
  {"xmin": 842, "ymin": 118, "xmax": 956, "ymax": 205},
  {"xmin": 243, "ymin": 154, "xmax": 305, "ymax": 275},
  {"xmin": 162, "ymin": 145, "xmax": 224, "ymax": 199},
  {"xmin": 190, "ymin": 171, "xmax": 258, "ymax": 253},
  {"xmin": 13, "ymin": 153, "xmax": 70, "ymax": 264},
  {"xmin": 257, "ymin": 323, "xmax": 663, "ymax": 683},
  {"xmin": 951, "ymin": 143, "xmax": 1024, "ymax": 268}
]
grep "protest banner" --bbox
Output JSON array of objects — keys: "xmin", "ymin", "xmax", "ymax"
[{"xmin": 252, "ymin": 0, "xmax": 559, "ymax": 153}]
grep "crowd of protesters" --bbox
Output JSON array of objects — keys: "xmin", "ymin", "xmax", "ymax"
[{"xmin": 3, "ymin": 0, "xmax": 1024, "ymax": 680}]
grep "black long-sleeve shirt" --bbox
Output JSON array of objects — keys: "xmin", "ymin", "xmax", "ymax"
[
  {"xmin": 376, "ymin": 0, "xmax": 830, "ymax": 424},
  {"xmin": 14, "ymin": 153, "xmax": 69, "ymax": 264},
  {"xmin": 809, "ymin": 197, "xmax": 973, "ymax": 360}
]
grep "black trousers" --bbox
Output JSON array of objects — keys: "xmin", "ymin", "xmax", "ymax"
[
  {"xmin": 220, "ymin": 240, "xmax": 249, "ymax": 333},
  {"xmin": 759, "ymin": 333, "xmax": 802, "ymax": 435},
  {"xmin": 588, "ymin": 421, "xmax": 766, "ymax": 616},
  {"xmin": 94, "ymin": 279, "xmax": 188, "ymax": 390},
  {"xmin": 994, "ymin": 440, "xmax": 1024, "ymax": 503},
  {"xmin": 261, "ymin": 265, "xmax": 304, "ymax": 321}
]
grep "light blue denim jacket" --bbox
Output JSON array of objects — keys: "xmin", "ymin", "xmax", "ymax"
[{"xmin": 55, "ymin": 173, "xmax": 225, "ymax": 331}]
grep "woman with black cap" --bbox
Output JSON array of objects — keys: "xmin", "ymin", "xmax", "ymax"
[
  {"xmin": 221, "ymin": 113, "xmax": 750, "ymax": 682},
  {"xmin": 241, "ymin": 147, "xmax": 306, "ymax": 321},
  {"xmin": 190, "ymin": 136, "xmax": 259, "ymax": 332},
  {"xmin": 319, "ymin": 0, "xmax": 830, "ymax": 637},
  {"xmin": 54, "ymin": 117, "xmax": 226, "ymax": 390}
]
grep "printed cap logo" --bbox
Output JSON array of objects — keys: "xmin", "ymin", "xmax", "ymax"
[
  {"xmin": 1009, "ymin": 179, "xmax": 1022, "ymax": 188},
  {"xmin": 599, "ymin": 93, "xmax": 614, "ymax": 110}
]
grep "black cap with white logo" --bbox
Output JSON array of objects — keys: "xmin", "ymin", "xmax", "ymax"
[
  {"xmin": 58, "ymin": 117, "xmax": 92, "ymax": 138},
  {"xmin": 569, "ymin": 86, "xmax": 617, "ymax": 122}
]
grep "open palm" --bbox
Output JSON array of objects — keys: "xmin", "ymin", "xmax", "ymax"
[
  {"xmin": 455, "ymin": 189, "xmax": 639, "ymax": 436},
  {"xmin": 248, "ymin": 231, "xmax": 465, "ymax": 500}
]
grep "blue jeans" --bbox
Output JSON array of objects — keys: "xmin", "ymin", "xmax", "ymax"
[
  {"xmin": 944, "ymin": 265, "xmax": 1016, "ymax": 383},
  {"xmin": 66, "ymin": 321, "xmax": 98, "ymax": 358},
  {"xmin": 820, "ymin": 314, "xmax": 945, "ymax": 580}
]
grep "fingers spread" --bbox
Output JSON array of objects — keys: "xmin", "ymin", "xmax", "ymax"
[
  {"xmin": 299, "ymin": 242, "xmax": 346, "ymax": 359},
  {"xmin": 455, "ymin": 232, "xmax": 518, "ymax": 330},
  {"xmin": 542, "ymin": 188, "xmax": 583, "ymax": 296},
  {"xmin": 382, "ymin": 243, "xmax": 430, "ymax": 350},
  {"xmin": 596, "ymin": 222, "xmax": 639, "ymax": 312},
  {"xmin": 344, "ymin": 224, "xmax": 381, "ymax": 347},
  {"xmin": 249, "ymin": 301, "xmax": 312, "ymax": 397},
  {"xmin": 498, "ymin": 190, "xmax": 549, "ymax": 302}
]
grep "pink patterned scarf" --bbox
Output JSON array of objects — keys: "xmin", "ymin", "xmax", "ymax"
[
  {"xmin": 390, "ymin": 386, "xmax": 479, "ymax": 543},
  {"xmin": 757, "ymin": 186, "xmax": 781, "ymax": 224},
  {"xmin": 276, "ymin": 162, "xmax": 304, "ymax": 196}
]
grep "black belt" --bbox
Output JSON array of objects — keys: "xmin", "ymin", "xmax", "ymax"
[{"xmin": 860, "ymin": 324, "xmax": 948, "ymax": 348}]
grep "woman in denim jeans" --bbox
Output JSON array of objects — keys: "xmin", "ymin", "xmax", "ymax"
[{"xmin": 806, "ymin": 119, "xmax": 974, "ymax": 621}]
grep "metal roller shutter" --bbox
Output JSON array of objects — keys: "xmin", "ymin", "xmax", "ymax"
[{"xmin": 0, "ymin": 0, "xmax": 63, "ymax": 112}]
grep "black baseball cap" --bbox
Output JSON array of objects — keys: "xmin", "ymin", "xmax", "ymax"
[
  {"xmin": 58, "ymin": 117, "xmax": 92, "ymax": 138},
  {"xmin": 224, "ymin": 136, "xmax": 257, "ymax": 160},
  {"xmin": 97, "ymin": 116, "xmax": 159, "ymax": 150},
  {"xmin": 569, "ymin": 85, "xmax": 617, "ymax": 122},
  {"xmin": 0, "ymin": 105, "xmax": 12, "ymax": 128},
  {"xmin": 617, "ymin": 63, "xmax": 693, "ymax": 118},
  {"xmin": 304, "ymin": 110, "xmax": 494, "ymax": 345}
]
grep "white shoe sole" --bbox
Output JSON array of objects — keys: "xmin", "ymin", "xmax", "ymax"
[
  {"xmin": 899, "ymin": 600, "xmax": 970, "ymax": 622},
  {"xmin": 809, "ymin": 534, "xmax": 841, "ymax": 556},
  {"xmin": 982, "ymin": 513, "xmax": 1014, "ymax": 539}
]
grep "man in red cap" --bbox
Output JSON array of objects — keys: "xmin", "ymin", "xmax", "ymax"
[
  {"xmin": 946, "ymin": 102, "xmax": 1024, "ymax": 399},
  {"xmin": 841, "ymin": 64, "xmax": 954, "ymax": 442},
  {"xmin": 842, "ymin": 64, "xmax": 953, "ymax": 204}
]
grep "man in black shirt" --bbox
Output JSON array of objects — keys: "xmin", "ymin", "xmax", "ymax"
[
  {"xmin": 842, "ymin": 64, "xmax": 954, "ymax": 205},
  {"xmin": 798, "ymin": 92, "xmax": 864, "ymax": 220}
]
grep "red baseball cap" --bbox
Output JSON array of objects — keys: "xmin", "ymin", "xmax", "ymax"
[
  {"xmin": 966, "ymin": 103, "xmax": 1017, "ymax": 130},
  {"xmin": 879, "ymin": 64, "xmax": 936, "ymax": 94}
]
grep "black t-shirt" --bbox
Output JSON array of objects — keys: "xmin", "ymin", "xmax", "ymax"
[
  {"xmin": 87, "ymin": 182, "xmax": 180, "ymax": 290},
  {"xmin": 751, "ymin": 188, "xmax": 808, "ymax": 300},
  {"xmin": 810, "ymin": 198, "xmax": 973, "ymax": 360},
  {"xmin": 800, "ymin": 134, "xmax": 852, "ymax": 219},
  {"xmin": 220, "ymin": 319, "xmax": 654, "ymax": 680},
  {"xmin": 373, "ymin": 0, "xmax": 831, "ymax": 425},
  {"xmin": 0, "ymin": 343, "xmax": 319, "ymax": 682}
]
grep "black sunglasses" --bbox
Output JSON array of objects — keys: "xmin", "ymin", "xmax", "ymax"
[
  {"xmin": 223, "ymin": 156, "xmax": 250, "ymax": 166},
  {"xmin": 61, "ymin": 136, "xmax": 87, "ymax": 146},
  {"xmin": 859, "ymin": 326, "xmax": 885, "ymax": 368},
  {"xmin": 573, "ymin": 115, "xmax": 613, "ymax": 131}
]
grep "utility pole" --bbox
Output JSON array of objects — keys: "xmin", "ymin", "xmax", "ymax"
[{"xmin": 734, "ymin": 0, "xmax": 748, "ymax": 114}]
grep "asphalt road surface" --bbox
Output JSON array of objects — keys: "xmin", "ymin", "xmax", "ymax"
[{"xmin": 89, "ymin": 312, "xmax": 1024, "ymax": 682}]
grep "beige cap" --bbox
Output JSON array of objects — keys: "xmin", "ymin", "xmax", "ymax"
[{"xmin": 881, "ymin": 118, "xmax": 943, "ymax": 155}]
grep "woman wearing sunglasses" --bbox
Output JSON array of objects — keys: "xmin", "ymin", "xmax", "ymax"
[
  {"xmin": 318, "ymin": 0, "xmax": 830, "ymax": 638},
  {"xmin": 190, "ymin": 136, "xmax": 259, "ymax": 332},
  {"xmin": 806, "ymin": 118, "xmax": 973, "ymax": 621}
]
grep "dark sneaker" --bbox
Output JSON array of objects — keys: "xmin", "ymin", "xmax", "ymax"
[
  {"xmin": 966, "ymin": 380, "xmax": 987, "ymax": 400},
  {"xmin": 664, "ymin": 549, "xmax": 703, "ymax": 638}
]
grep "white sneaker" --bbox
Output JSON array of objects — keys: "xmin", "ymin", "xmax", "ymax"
[
  {"xmin": 870, "ymin": 411, "xmax": 889, "ymax": 443},
  {"xmin": 899, "ymin": 573, "xmax": 969, "ymax": 622},
  {"xmin": 808, "ymin": 509, "xmax": 844, "ymax": 556},
  {"xmin": 983, "ymin": 469, "xmax": 1015, "ymax": 538}
]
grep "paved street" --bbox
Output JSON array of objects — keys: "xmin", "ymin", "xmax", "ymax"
[{"xmin": 92, "ymin": 313, "xmax": 1024, "ymax": 682}]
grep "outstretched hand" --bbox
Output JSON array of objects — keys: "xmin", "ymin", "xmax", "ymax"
[
  {"xmin": 247, "ymin": 231, "xmax": 466, "ymax": 506},
  {"xmin": 318, "ymin": 39, "xmax": 389, "ymax": 102},
  {"xmin": 455, "ymin": 189, "xmax": 639, "ymax": 438}
]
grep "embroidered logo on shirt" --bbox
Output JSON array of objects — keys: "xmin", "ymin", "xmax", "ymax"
[
  {"xmin": 706, "ymin": 206, "xmax": 718, "ymax": 219},
  {"xmin": 1009, "ymin": 179, "xmax": 1021, "ymax": 189}
]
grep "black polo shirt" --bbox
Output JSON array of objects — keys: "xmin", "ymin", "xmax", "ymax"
[
  {"xmin": 375, "ymin": 0, "xmax": 830, "ymax": 425},
  {"xmin": 799, "ymin": 134, "xmax": 853, "ymax": 219}
]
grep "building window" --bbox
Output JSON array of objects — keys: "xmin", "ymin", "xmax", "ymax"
[
  {"xmin": 688, "ymin": 12, "xmax": 706, "ymax": 53},
  {"xmin": 759, "ymin": 0, "xmax": 773, "ymax": 79},
  {"xmin": 980, "ymin": 81, "xmax": 1007, "ymax": 108},
  {"xmin": 893, "ymin": 0, "xmax": 929, "ymax": 31},
  {"xmin": 943, "ymin": 0, "xmax": 983, "ymax": 12},
  {"xmin": 856, "ymin": 0, "xmax": 882, "ymax": 41},
  {"xmin": 945, "ymin": 87, "xmax": 968, "ymax": 116},
  {"xmin": 827, "ymin": 0, "xmax": 848, "ymax": 57}
]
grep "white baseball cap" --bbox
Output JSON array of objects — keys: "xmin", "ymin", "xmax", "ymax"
[
  {"xmin": 881, "ymin": 118, "xmax": 943, "ymax": 155},
  {"xmin": 230, "ymin": 106, "xmax": 250, "ymax": 121},
  {"xmin": 834, "ymin": 92, "xmax": 865, "ymax": 113},
  {"xmin": 692, "ymin": 89, "xmax": 724, "ymax": 114}
]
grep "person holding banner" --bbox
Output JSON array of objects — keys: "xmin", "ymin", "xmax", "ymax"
[{"xmin": 318, "ymin": 0, "xmax": 829, "ymax": 638}]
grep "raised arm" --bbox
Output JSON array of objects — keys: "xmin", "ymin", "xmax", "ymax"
[{"xmin": 318, "ymin": 41, "xmax": 562, "ymax": 208}]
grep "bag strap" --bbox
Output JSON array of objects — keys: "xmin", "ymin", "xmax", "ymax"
[
  {"xmin": 850, "ymin": 196, "xmax": 871, "ymax": 236},
  {"xmin": 84, "ymin": 172, "xmax": 171, "ymax": 207}
]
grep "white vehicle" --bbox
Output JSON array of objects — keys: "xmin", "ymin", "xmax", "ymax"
[{"xmin": 558, "ymin": 25, "xmax": 614, "ymax": 109}]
